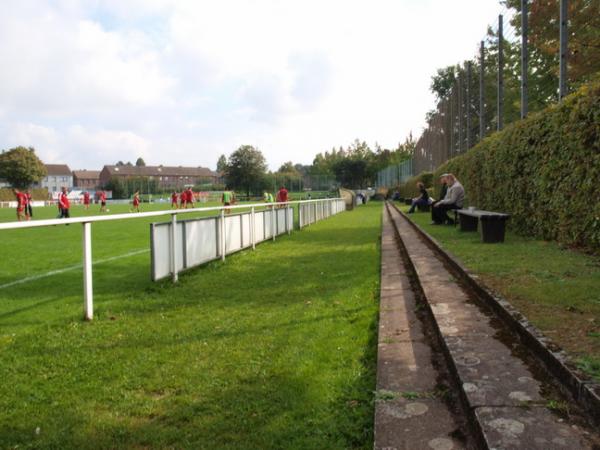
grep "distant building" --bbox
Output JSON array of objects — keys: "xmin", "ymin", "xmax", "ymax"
[
  {"xmin": 73, "ymin": 170, "xmax": 101, "ymax": 190},
  {"xmin": 99, "ymin": 165, "xmax": 220, "ymax": 189},
  {"xmin": 37, "ymin": 164, "xmax": 73, "ymax": 193}
]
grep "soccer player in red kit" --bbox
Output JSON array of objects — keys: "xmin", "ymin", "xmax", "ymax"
[
  {"xmin": 186, "ymin": 187, "xmax": 194, "ymax": 209},
  {"xmin": 171, "ymin": 191, "xmax": 179, "ymax": 209},
  {"xmin": 58, "ymin": 187, "xmax": 70, "ymax": 218},
  {"xmin": 179, "ymin": 189, "xmax": 188, "ymax": 209},
  {"xmin": 82, "ymin": 191, "xmax": 90, "ymax": 210},
  {"xmin": 25, "ymin": 189, "xmax": 33, "ymax": 219},
  {"xmin": 99, "ymin": 191, "xmax": 107, "ymax": 212},
  {"xmin": 131, "ymin": 191, "xmax": 141, "ymax": 213},
  {"xmin": 13, "ymin": 189, "xmax": 27, "ymax": 221}
]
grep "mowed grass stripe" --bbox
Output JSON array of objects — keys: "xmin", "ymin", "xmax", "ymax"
[{"xmin": 0, "ymin": 203, "xmax": 381, "ymax": 450}]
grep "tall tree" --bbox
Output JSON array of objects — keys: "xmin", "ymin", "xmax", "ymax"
[
  {"xmin": 224, "ymin": 145, "xmax": 267, "ymax": 196},
  {"xmin": 0, "ymin": 146, "xmax": 47, "ymax": 189},
  {"xmin": 135, "ymin": 157, "xmax": 146, "ymax": 167},
  {"xmin": 216, "ymin": 154, "xmax": 227, "ymax": 172}
]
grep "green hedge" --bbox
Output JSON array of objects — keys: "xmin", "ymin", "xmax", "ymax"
[
  {"xmin": 432, "ymin": 80, "xmax": 600, "ymax": 250},
  {"xmin": 0, "ymin": 188, "xmax": 48, "ymax": 201},
  {"xmin": 393, "ymin": 171, "xmax": 434, "ymax": 199}
]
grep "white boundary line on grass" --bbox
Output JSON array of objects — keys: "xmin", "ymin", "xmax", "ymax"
[{"xmin": 0, "ymin": 248, "xmax": 149, "ymax": 290}]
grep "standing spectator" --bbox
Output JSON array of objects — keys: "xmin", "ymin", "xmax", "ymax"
[
  {"xmin": 99, "ymin": 190, "xmax": 107, "ymax": 212},
  {"xmin": 13, "ymin": 189, "xmax": 27, "ymax": 221},
  {"xmin": 25, "ymin": 189, "xmax": 33, "ymax": 219},
  {"xmin": 276, "ymin": 185, "xmax": 288, "ymax": 208},
  {"xmin": 408, "ymin": 182, "xmax": 430, "ymax": 213},
  {"xmin": 131, "ymin": 191, "xmax": 141, "ymax": 213},
  {"xmin": 82, "ymin": 191, "xmax": 91, "ymax": 210},
  {"xmin": 431, "ymin": 174, "xmax": 464, "ymax": 225},
  {"xmin": 171, "ymin": 191, "xmax": 179, "ymax": 209},
  {"xmin": 58, "ymin": 187, "xmax": 70, "ymax": 219}
]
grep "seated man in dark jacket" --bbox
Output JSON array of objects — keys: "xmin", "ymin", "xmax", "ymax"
[
  {"xmin": 408, "ymin": 182, "xmax": 430, "ymax": 213},
  {"xmin": 431, "ymin": 174, "xmax": 464, "ymax": 225}
]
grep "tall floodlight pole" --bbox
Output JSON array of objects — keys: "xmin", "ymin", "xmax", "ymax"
[
  {"xmin": 521, "ymin": 0, "xmax": 529, "ymax": 118},
  {"xmin": 480, "ymin": 41, "xmax": 485, "ymax": 141},
  {"xmin": 497, "ymin": 14, "xmax": 504, "ymax": 131},
  {"xmin": 466, "ymin": 61, "xmax": 472, "ymax": 150},
  {"xmin": 559, "ymin": 0, "xmax": 568, "ymax": 100}
]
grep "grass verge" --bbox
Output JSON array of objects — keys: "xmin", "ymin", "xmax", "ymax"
[
  {"xmin": 397, "ymin": 203, "xmax": 600, "ymax": 382},
  {"xmin": 0, "ymin": 203, "xmax": 381, "ymax": 449}
]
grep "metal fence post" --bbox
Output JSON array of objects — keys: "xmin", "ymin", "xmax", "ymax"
[
  {"xmin": 171, "ymin": 213, "xmax": 178, "ymax": 282},
  {"xmin": 521, "ymin": 0, "xmax": 529, "ymax": 118},
  {"xmin": 480, "ymin": 40, "xmax": 485, "ymax": 141},
  {"xmin": 82, "ymin": 222, "xmax": 93, "ymax": 320},
  {"xmin": 498, "ymin": 14, "xmax": 504, "ymax": 131},
  {"xmin": 458, "ymin": 71, "xmax": 463, "ymax": 152},
  {"xmin": 466, "ymin": 61, "xmax": 472, "ymax": 150},
  {"xmin": 559, "ymin": 0, "xmax": 568, "ymax": 100}
]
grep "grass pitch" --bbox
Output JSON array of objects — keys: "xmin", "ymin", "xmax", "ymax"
[{"xmin": 0, "ymin": 201, "xmax": 380, "ymax": 449}]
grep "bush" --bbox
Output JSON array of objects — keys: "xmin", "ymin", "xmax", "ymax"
[
  {"xmin": 395, "ymin": 171, "xmax": 434, "ymax": 199},
  {"xmin": 433, "ymin": 80, "xmax": 600, "ymax": 250}
]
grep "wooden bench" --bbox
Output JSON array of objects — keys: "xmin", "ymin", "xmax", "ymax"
[{"xmin": 457, "ymin": 209, "xmax": 511, "ymax": 243}]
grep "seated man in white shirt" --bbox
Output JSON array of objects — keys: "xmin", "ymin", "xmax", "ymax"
[{"xmin": 431, "ymin": 174, "xmax": 464, "ymax": 225}]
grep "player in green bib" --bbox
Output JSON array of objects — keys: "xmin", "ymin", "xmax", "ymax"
[{"xmin": 222, "ymin": 190, "xmax": 234, "ymax": 213}]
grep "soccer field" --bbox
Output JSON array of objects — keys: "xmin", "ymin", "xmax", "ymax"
[{"xmin": 0, "ymin": 201, "xmax": 380, "ymax": 449}]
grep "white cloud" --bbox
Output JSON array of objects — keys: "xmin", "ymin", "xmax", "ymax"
[{"xmin": 0, "ymin": 0, "xmax": 504, "ymax": 171}]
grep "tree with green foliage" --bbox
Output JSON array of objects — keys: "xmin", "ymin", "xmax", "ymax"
[
  {"xmin": 0, "ymin": 146, "xmax": 47, "ymax": 189},
  {"xmin": 216, "ymin": 154, "xmax": 227, "ymax": 173},
  {"xmin": 224, "ymin": 145, "xmax": 267, "ymax": 196},
  {"xmin": 135, "ymin": 157, "xmax": 146, "ymax": 167}
]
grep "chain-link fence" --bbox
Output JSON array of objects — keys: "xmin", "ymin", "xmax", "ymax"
[
  {"xmin": 410, "ymin": 0, "xmax": 599, "ymax": 174},
  {"xmin": 376, "ymin": 159, "xmax": 414, "ymax": 188}
]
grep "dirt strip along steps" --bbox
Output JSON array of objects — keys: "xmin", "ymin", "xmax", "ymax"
[
  {"xmin": 385, "ymin": 202, "xmax": 600, "ymax": 450},
  {"xmin": 375, "ymin": 207, "xmax": 471, "ymax": 450}
]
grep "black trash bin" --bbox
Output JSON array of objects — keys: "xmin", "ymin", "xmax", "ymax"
[{"xmin": 480, "ymin": 215, "xmax": 508, "ymax": 243}]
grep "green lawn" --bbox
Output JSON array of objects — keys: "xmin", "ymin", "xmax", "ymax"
[
  {"xmin": 0, "ymin": 201, "xmax": 380, "ymax": 449},
  {"xmin": 397, "ymin": 203, "xmax": 600, "ymax": 382}
]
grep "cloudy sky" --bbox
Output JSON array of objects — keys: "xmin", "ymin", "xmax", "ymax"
[{"xmin": 0, "ymin": 0, "xmax": 502, "ymax": 171}]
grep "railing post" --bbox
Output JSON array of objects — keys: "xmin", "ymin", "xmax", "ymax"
[
  {"xmin": 82, "ymin": 222, "xmax": 93, "ymax": 320},
  {"xmin": 220, "ymin": 209, "xmax": 226, "ymax": 261},
  {"xmin": 251, "ymin": 206, "xmax": 256, "ymax": 250},
  {"xmin": 287, "ymin": 205, "xmax": 291, "ymax": 235},
  {"xmin": 272, "ymin": 205, "xmax": 276, "ymax": 241},
  {"xmin": 171, "ymin": 213, "xmax": 178, "ymax": 282}
]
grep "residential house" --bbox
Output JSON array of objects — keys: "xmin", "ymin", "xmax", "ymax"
[
  {"xmin": 38, "ymin": 164, "xmax": 73, "ymax": 193},
  {"xmin": 73, "ymin": 170, "xmax": 101, "ymax": 190},
  {"xmin": 99, "ymin": 165, "xmax": 220, "ymax": 189}
]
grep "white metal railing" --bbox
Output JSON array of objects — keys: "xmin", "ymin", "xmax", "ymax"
[{"xmin": 0, "ymin": 198, "xmax": 346, "ymax": 320}]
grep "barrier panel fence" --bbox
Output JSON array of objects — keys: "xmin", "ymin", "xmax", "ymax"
[{"xmin": 0, "ymin": 198, "xmax": 346, "ymax": 320}]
